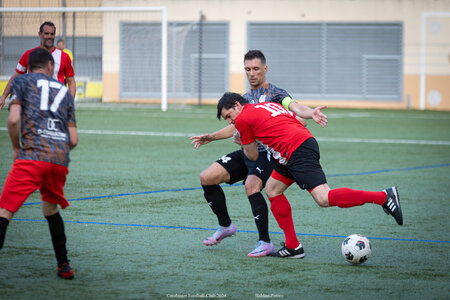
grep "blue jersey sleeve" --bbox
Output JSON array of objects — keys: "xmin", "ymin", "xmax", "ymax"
[
  {"xmin": 268, "ymin": 85, "xmax": 291, "ymax": 104},
  {"xmin": 10, "ymin": 76, "xmax": 25, "ymax": 107}
]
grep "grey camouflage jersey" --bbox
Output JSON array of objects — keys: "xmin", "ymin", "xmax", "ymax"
[{"xmin": 10, "ymin": 73, "xmax": 76, "ymax": 167}]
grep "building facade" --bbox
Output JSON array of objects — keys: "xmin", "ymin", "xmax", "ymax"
[{"xmin": 1, "ymin": 0, "xmax": 449, "ymax": 110}]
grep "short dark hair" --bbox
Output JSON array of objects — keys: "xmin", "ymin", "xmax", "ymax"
[
  {"xmin": 217, "ymin": 92, "xmax": 248, "ymax": 120},
  {"xmin": 28, "ymin": 48, "xmax": 54, "ymax": 72},
  {"xmin": 244, "ymin": 50, "xmax": 266, "ymax": 65},
  {"xmin": 39, "ymin": 21, "xmax": 56, "ymax": 33}
]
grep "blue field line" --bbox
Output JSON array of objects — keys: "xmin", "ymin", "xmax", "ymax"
[
  {"xmin": 12, "ymin": 218, "xmax": 450, "ymax": 244},
  {"xmin": 22, "ymin": 162, "xmax": 450, "ymax": 206},
  {"xmin": 22, "ymin": 186, "xmax": 206, "ymax": 206}
]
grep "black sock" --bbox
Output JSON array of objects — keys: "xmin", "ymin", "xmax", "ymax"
[
  {"xmin": 0, "ymin": 217, "xmax": 9, "ymax": 249},
  {"xmin": 45, "ymin": 212, "xmax": 69, "ymax": 267},
  {"xmin": 248, "ymin": 192, "xmax": 270, "ymax": 243},
  {"xmin": 202, "ymin": 184, "xmax": 231, "ymax": 227}
]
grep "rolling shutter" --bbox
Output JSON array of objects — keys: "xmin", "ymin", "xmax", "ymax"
[{"xmin": 248, "ymin": 22, "xmax": 403, "ymax": 101}]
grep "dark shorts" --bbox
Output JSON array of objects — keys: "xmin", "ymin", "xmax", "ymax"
[
  {"xmin": 0, "ymin": 160, "xmax": 69, "ymax": 212},
  {"xmin": 272, "ymin": 138, "xmax": 327, "ymax": 191},
  {"xmin": 216, "ymin": 149, "xmax": 275, "ymax": 186}
]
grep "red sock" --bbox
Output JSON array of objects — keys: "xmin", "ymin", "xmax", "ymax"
[
  {"xmin": 328, "ymin": 188, "xmax": 386, "ymax": 208},
  {"xmin": 268, "ymin": 194, "xmax": 299, "ymax": 249}
]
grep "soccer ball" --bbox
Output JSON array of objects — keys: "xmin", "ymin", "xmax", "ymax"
[{"xmin": 341, "ymin": 234, "xmax": 371, "ymax": 265}]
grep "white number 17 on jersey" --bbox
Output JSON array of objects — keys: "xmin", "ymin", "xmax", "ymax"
[{"xmin": 37, "ymin": 79, "xmax": 68, "ymax": 112}]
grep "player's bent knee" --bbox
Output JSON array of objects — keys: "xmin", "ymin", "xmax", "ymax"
[
  {"xmin": 244, "ymin": 177, "xmax": 263, "ymax": 195},
  {"xmin": 310, "ymin": 184, "xmax": 331, "ymax": 208},
  {"xmin": 41, "ymin": 202, "xmax": 59, "ymax": 217},
  {"xmin": 200, "ymin": 172, "xmax": 218, "ymax": 186},
  {"xmin": 317, "ymin": 200, "xmax": 330, "ymax": 208},
  {"xmin": 0, "ymin": 207, "xmax": 14, "ymax": 222},
  {"xmin": 265, "ymin": 184, "xmax": 284, "ymax": 198},
  {"xmin": 199, "ymin": 170, "xmax": 210, "ymax": 185},
  {"xmin": 313, "ymin": 196, "xmax": 330, "ymax": 208},
  {"xmin": 264, "ymin": 186, "xmax": 277, "ymax": 198},
  {"xmin": 245, "ymin": 186, "xmax": 261, "ymax": 196},
  {"xmin": 200, "ymin": 166, "xmax": 229, "ymax": 186}
]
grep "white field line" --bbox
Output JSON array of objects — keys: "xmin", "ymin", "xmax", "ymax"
[
  {"xmin": 74, "ymin": 104, "xmax": 450, "ymax": 120},
  {"xmin": 2, "ymin": 127, "xmax": 449, "ymax": 145},
  {"xmin": 78, "ymin": 129, "xmax": 199, "ymax": 137},
  {"xmin": 315, "ymin": 137, "xmax": 450, "ymax": 145}
]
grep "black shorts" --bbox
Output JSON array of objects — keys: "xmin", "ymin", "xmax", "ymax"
[
  {"xmin": 273, "ymin": 138, "xmax": 327, "ymax": 191},
  {"xmin": 216, "ymin": 149, "xmax": 275, "ymax": 186}
]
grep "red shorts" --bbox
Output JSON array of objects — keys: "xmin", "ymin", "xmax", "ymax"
[
  {"xmin": 271, "ymin": 169, "xmax": 295, "ymax": 187},
  {"xmin": 0, "ymin": 160, "xmax": 69, "ymax": 213}
]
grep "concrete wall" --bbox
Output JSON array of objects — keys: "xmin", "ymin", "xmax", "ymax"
[{"xmin": 102, "ymin": 0, "xmax": 449, "ymax": 110}]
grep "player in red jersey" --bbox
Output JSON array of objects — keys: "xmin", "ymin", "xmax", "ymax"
[
  {"xmin": 0, "ymin": 21, "xmax": 75, "ymax": 110},
  {"xmin": 217, "ymin": 92, "xmax": 403, "ymax": 259},
  {"xmin": 190, "ymin": 51, "xmax": 313, "ymax": 257},
  {"xmin": 0, "ymin": 48, "xmax": 78, "ymax": 278}
]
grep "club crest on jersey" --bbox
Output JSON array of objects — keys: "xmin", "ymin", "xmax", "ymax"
[
  {"xmin": 258, "ymin": 95, "xmax": 267, "ymax": 103},
  {"xmin": 220, "ymin": 155, "xmax": 232, "ymax": 164}
]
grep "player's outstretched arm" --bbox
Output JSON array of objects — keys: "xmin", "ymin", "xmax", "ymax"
[
  {"xmin": 288, "ymin": 101, "xmax": 327, "ymax": 128},
  {"xmin": 190, "ymin": 124, "xmax": 236, "ymax": 150},
  {"xmin": 295, "ymin": 116, "xmax": 308, "ymax": 127},
  {"xmin": 312, "ymin": 105, "xmax": 328, "ymax": 128},
  {"xmin": 190, "ymin": 133, "xmax": 213, "ymax": 149}
]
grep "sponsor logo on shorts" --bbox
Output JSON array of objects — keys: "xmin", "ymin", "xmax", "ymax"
[{"xmin": 220, "ymin": 155, "xmax": 231, "ymax": 164}]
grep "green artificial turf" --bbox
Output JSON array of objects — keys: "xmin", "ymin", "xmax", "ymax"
[{"xmin": 0, "ymin": 104, "xmax": 449, "ymax": 299}]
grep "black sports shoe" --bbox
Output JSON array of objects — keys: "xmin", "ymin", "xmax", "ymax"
[
  {"xmin": 270, "ymin": 242, "xmax": 305, "ymax": 259},
  {"xmin": 382, "ymin": 186, "xmax": 403, "ymax": 226},
  {"xmin": 57, "ymin": 262, "xmax": 74, "ymax": 279}
]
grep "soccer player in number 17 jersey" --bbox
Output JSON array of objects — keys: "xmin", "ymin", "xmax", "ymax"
[{"xmin": 0, "ymin": 48, "xmax": 78, "ymax": 279}]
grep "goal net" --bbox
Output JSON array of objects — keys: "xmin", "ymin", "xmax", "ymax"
[{"xmin": 0, "ymin": 5, "xmax": 168, "ymax": 111}]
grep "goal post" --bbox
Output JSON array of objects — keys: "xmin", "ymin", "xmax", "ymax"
[
  {"xmin": 0, "ymin": 6, "xmax": 168, "ymax": 111},
  {"xmin": 420, "ymin": 11, "xmax": 450, "ymax": 111}
]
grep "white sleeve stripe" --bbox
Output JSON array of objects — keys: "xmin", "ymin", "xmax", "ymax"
[{"xmin": 16, "ymin": 63, "xmax": 26, "ymax": 73}]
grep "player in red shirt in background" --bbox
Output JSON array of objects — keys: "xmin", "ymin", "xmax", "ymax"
[
  {"xmin": 0, "ymin": 48, "xmax": 78, "ymax": 279},
  {"xmin": 217, "ymin": 92, "xmax": 403, "ymax": 258},
  {"xmin": 0, "ymin": 21, "xmax": 75, "ymax": 110}
]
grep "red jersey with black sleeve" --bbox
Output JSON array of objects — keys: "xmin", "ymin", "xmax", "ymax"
[
  {"xmin": 15, "ymin": 46, "xmax": 74, "ymax": 84},
  {"xmin": 9, "ymin": 72, "xmax": 76, "ymax": 167},
  {"xmin": 235, "ymin": 102, "xmax": 313, "ymax": 165}
]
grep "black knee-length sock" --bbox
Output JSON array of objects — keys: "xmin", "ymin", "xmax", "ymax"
[
  {"xmin": 45, "ymin": 212, "xmax": 69, "ymax": 267},
  {"xmin": 0, "ymin": 217, "xmax": 9, "ymax": 249},
  {"xmin": 248, "ymin": 192, "xmax": 270, "ymax": 242},
  {"xmin": 202, "ymin": 184, "xmax": 232, "ymax": 227}
]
